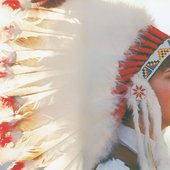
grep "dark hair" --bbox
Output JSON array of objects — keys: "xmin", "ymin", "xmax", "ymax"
[
  {"xmin": 122, "ymin": 107, "xmax": 132, "ymax": 125},
  {"xmin": 159, "ymin": 56, "xmax": 170, "ymax": 71},
  {"xmin": 31, "ymin": 0, "xmax": 66, "ymax": 8}
]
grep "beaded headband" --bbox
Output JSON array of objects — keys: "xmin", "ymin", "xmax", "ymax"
[{"xmin": 138, "ymin": 38, "xmax": 170, "ymax": 80}]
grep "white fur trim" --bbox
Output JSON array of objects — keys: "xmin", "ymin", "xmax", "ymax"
[{"xmin": 65, "ymin": 1, "xmax": 153, "ymax": 169}]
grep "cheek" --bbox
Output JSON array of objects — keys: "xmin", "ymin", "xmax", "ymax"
[{"xmin": 150, "ymin": 79, "xmax": 170, "ymax": 127}]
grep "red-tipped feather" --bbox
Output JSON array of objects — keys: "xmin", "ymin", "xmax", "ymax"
[
  {"xmin": 119, "ymin": 67, "xmax": 139, "ymax": 76},
  {"xmin": 0, "ymin": 122, "xmax": 11, "ymax": 133},
  {"xmin": 124, "ymin": 54, "xmax": 148, "ymax": 61},
  {"xmin": 117, "ymin": 108, "xmax": 125, "ymax": 119},
  {"xmin": 113, "ymin": 99, "xmax": 127, "ymax": 119},
  {"xmin": 119, "ymin": 61, "xmax": 144, "ymax": 67},
  {"xmin": 0, "ymin": 134, "xmax": 11, "ymax": 147},
  {"xmin": 1, "ymin": 96, "xmax": 16, "ymax": 110},
  {"xmin": 112, "ymin": 82, "xmax": 132, "ymax": 94},
  {"xmin": 136, "ymin": 38, "xmax": 158, "ymax": 49},
  {"xmin": 0, "ymin": 72, "xmax": 8, "ymax": 78},
  {"xmin": 129, "ymin": 46, "xmax": 153, "ymax": 54},
  {"xmin": 148, "ymin": 25, "xmax": 169, "ymax": 40},
  {"xmin": 9, "ymin": 162, "xmax": 24, "ymax": 170},
  {"xmin": 140, "ymin": 30, "xmax": 162, "ymax": 44},
  {"xmin": 119, "ymin": 98, "xmax": 127, "ymax": 107},
  {"xmin": 112, "ymin": 106, "xmax": 125, "ymax": 119},
  {"xmin": 117, "ymin": 74, "xmax": 134, "ymax": 82},
  {"xmin": 2, "ymin": 0, "xmax": 21, "ymax": 10},
  {"xmin": 0, "ymin": 122, "xmax": 12, "ymax": 147}
]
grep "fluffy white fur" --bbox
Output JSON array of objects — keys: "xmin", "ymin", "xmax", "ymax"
[{"xmin": 62, "ymin": 0, "xmax": 153, "ymax": 169}]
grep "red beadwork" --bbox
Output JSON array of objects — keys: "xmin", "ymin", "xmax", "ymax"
[
  {"xmin": 132, "ymin": 85, "xmax": 146, "ymax": 100},
  {"xmin": 2, "ymin": 0, "xmax": 21, "ymax": 10}
]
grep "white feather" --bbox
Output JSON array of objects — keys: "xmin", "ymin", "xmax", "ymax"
[{"xmin": 0, "ymin": 0, "xmax": 154, "ymax": 169}]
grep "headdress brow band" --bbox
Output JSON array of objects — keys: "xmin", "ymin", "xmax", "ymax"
[{"xmin": 138, "ymin": 38, "xmax": 170, "ymax": 80}]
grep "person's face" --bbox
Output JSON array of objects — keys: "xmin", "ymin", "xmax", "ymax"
[{"xmin": 150, "ymin": 58, "xmax": 170, "ymax": 128}]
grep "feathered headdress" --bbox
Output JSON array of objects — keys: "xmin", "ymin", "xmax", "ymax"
[
  {"xmin": 70, "ymin": 1, "xmax": 170, "ymax": 170},
  {"xmin": 0, "ymin": 0, "xmax": 170, "ymax": 170}
]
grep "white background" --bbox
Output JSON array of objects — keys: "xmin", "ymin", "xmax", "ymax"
[{"xmin": 120, "ymin": 0, "xmax": 170, "ymax": 34}]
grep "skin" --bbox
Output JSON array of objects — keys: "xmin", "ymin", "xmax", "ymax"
[{"xmin": 150, "ymin": 57, "xmax": 170, "ymax": 129}]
